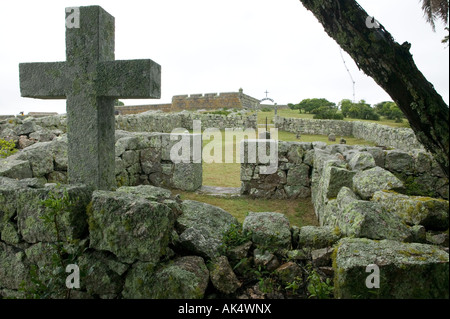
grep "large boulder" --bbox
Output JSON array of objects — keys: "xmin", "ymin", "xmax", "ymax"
[
  {"xmin": 88, "ymin": 187, "xmax": 176, "ymax": 264},
  {"xmin": 0, "ymin": 242, "xmax": 30, "ymax": 290},
  {"xmin": 176, "ymin": 200, "xmax": 238, "ymax": 259},
  {"xmin": 334, "ymin": 187, "xmax": 411, "ymax": 241},
  {"xmin": 372, "ymin": 191, "xmax": 449, "ymax": 231},
  {"xmin": 15, "ymin": 184, "xmax": 91, "ymax": 244},
  {"xmin": 333, "ymin": 238, "xmax": 449, "ymax": 299},
  {"xmin": 0, "ymin": 159, "xmax": 32, "ymax": 180},
  {"xmin": 122, "ymin": 256, "xmax": 209, "ymax": 299},
  {"xmin": 353, "ymin": 166, "xmax": 404, "ymax": 200},
  {"xmin": 348, "ymin": 151, "xmax": 376, "ymax": 171},
  {"xmin": 242, "ymin": 212, "xmax": 292, "ymax": 250}
]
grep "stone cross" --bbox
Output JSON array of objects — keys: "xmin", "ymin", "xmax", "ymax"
[{"xmin": 19, "ymin": 6, "xmax": 161, "ymax": 190}]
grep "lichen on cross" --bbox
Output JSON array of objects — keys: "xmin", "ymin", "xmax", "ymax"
[{"xmin": 19, "ymin": 6, "xmax": 161, "ymax": 190}]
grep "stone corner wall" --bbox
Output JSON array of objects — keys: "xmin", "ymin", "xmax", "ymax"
[{"xmin": 274, "ymin": 116, "xmax": 424, "ymax": 151}]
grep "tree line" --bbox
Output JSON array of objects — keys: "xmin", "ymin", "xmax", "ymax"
[{"xmin": 287, "ymin": 98, "xmax": 405, "ymax": 122}]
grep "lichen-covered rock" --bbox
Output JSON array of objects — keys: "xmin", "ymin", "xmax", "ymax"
[
  {"xmin": 322, "ymin": 163, "xmax": 356, "ymax": 199},
  {"xmin": 353, "ymin": 166, "xmax": 404, "ymax": 200},
  {"xmin": 243, "ymin": 212, "xmax": 292, "ymax": 250},
  {"xmin": 0, "ymin": 242, "xmax": 30, "ymax": 290},
  {"xmin": 333, "ymin": 238, "xmax": 449, "ymax": 299},
  {"xmin": 123, "ymin": 256, "xmax": 209, "ymax": 299},
  {"xmin": 275, "ymin": 261, "xmax": 303, "ymax": 286},
  {"xmin": 177, "ymin": 200, "xmax": 238, "ymax": 258},
  {"xmin": 16, "ymin": 184, "xmax": 91, "ymax": 244},
  {"xmin": 13, "ymin": 142, "xmax": 54, "ymax": 177},
  {"xmin": 311, "ymin": 247, "xmax": 334, "ymax": 267},
  {"xmin": 78, "ymin": 251, "xmax": 128, "ymax": 298},
  {"xmin": 208, "ymin": 256, "xmax": 241, "ymax": 294},
  {"xmin": 297, "ymin": 226, "xmax": 341, "ymax": 249},
  {"xmin": 253, "ymin": 248, "xmax": 280, "ymax": 272},
  {"xmin": 385, "ymin": 150, "xmax": 414, "ymax": 174},
  {"xmin": 172, "ymin": 162, "xmax": 202, "ymax": 192},
  {"xmin": 338, "ymin": 200, "xmax": 411, "ymax": 241},
  {"xmin": 179, "ymin": 227, "xmax": 221, "ymax": 259},
  {"xmin": 88, "ymin": 188, "xmax": 175, "ymax": 264},
  {"xmin": 0, "ymin": 158, "xmax": 32, "ymax": 180},
  {"xmin": 286, "ymin": 164, "xmax": 310, "ymax": 187},
  {"xmin": 116, "ymin": 184, "xmax": 173, "ymax": 202},
  {"xmin": 348, "ymin": 151, "xmax": 376, "ymax": 171},
  {"xmin": 372, "ymin": 191, "xmax": 449, "ymax": 230}
]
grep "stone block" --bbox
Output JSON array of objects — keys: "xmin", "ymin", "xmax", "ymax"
[
  {"xmin": 122, "ymin": 256, "xmax": 209, "ymax": 299},
  {"xmin": 333, "ymin": 238, "xmax": 449, "ymax": 299},
  {"xmin": 243, "ymin": 212, "xmax": 291, "ymax": 250},
  {"xmin": 372, "ymin": 191, "xmax": 449, "ymax": 230},
  {"xmin": 353, "ymin": 166, "xmax": 404, "ymax": 200},
  {"xmin": 88, "ymin": 188, "xmax": 175, "ymax": 264}
]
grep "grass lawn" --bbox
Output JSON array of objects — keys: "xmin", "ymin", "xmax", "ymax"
[
  {"xmin": 178, "ymin": 110, "xmax": 391, "ymax": 227},
  {"xmin": 172, "ymin": 190, "xmax": 319, "ymax": 227},
  {"xmin": 201, "ymin": 128, "xmax": 376, "ymax": 188}
]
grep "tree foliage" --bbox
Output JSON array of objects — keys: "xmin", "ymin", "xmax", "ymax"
[
  {"xmin": 296, "ymin": 98, "xmax": 336, "ymax": 114},
  {"xmin": 374, "ymin": 101, "xmax": 405, "ymax": 122},
  {"xmin": 339, "ymin": 99, "xmax": 379, "ymax": 120},
  {"xmin": 298, "ymin": 0, "xmax": 449, "ymax": 178}
]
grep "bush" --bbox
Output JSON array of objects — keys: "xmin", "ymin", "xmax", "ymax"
[
  {"xmin": 313, "ymin": 107, "xmax": 344, "ymax": 120},
  {"xmin": 339, "ymin": 99, "xmax": 379, "ymax": 121},
  {"xmin": 0, "ymin": 139, "xmax": 17, "ymax": 158},
  {"xmin": 374, "ymin": 101, "xmax": 405, "ymax": 122},
  {"xmin": 297, "ymin": 98, "xmax": 336, "ymax": 114}
]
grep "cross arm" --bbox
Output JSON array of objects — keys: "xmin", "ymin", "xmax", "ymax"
[
  {"xmin": 96, "ymin": 59, "xmax": 161, "ymax": 99},
  {"xmin": 19, "ymin": 62, "xmax": 68, "ymax": 99}
]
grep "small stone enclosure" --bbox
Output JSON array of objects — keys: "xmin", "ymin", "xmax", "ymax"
[{"xmin": 0, "ymin": 112, "xmax": 448, "ymax": 299}]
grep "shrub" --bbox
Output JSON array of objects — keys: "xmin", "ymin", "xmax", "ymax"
[
  {"xmin": 339, "ymin": 99, "xmax": 379, "ymax": 120},
  {"xmin": 0, "ymin": 139, "xmax": 17, "ymax": 158},
  {"xmin": 297, "ymin": 98, "xmax": 336, "ymax": 114},
  {"xmin": 313, "ymin": 107, "xmax": 344, "ymax": 120}
]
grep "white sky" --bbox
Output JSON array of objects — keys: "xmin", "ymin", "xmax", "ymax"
[{"xmin": 0, "ymin": 0, "xmax": 448, "ymax": 115}]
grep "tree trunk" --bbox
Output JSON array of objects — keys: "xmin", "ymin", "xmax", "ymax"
[{"xmin": 299, "ymin": 0, "xmax": 449, "ymax": 178}]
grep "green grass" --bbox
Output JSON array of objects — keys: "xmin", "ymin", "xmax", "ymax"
[
  {"xmin": 257, "ymin": 109, "xmax": 410, "ymax": 128},
  {"xmin": 200, "ymin": 128, "xmax": 376, "ymax": 188},
  {"xmin": 172, "ymin": 190, "xmax": 319, "ymax": 227},
  {"xmin": 180, "ymin": 110, "xmax": 392, "ymax": 227}
]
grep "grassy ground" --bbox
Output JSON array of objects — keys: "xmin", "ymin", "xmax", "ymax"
[
  {"xmin": 172, "ymin": 190, "xmax": 319, "ymax": 227},
  {"xmin": 180, "ymin": 110, "xmax": 393, "ymax": 227},
  {"xmin": 258, "ymin": 109, "xmax": 410, "ymax": 128},
  {"xmin": 201, "ymin": 128, "xmax": 376, "ymax": 188}
]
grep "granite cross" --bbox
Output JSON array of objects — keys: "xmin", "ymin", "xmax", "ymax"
[{"xmin": 19, "ymin": 6, "xmax": 161, "ymax": 190}]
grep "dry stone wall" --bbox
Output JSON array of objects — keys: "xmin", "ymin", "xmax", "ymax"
[
  {"xmin": 1, "ymin": 114, "xmax": 449, "ymax": 299},
  {"xmin": 240, "ymin": 141, "xmax": 448, "ymax": 201},
  {"xmin": 116, "ymin": 111, "xmax": 257, "ymax": 133},
  {"xmin": 274, "ymin": 116, "xmax": 424, "ymax": 151},
  {"xmin": 0, "ymin": 130, "xmax": 202, "ymax": 192}
]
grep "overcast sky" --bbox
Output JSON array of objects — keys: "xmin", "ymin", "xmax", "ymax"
[{"xmin": 0, "ymin": 0, "xmax": 448, "ymax": 115}]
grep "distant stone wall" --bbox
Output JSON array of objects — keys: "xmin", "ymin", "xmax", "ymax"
[
  {"xmin": 116, "ymin": 111, "xmax": 257, "ymax": 133},
  {"xmin": 274, "ymin": 117, "xmax": 353, "ymax": 137},
  {"xmin": 116, "ymin": 103, "xmax": 172, "ymax": 115},
  {"xmin": 274, "ymin": 116, "xmax": 424, "ymax": 151}
]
